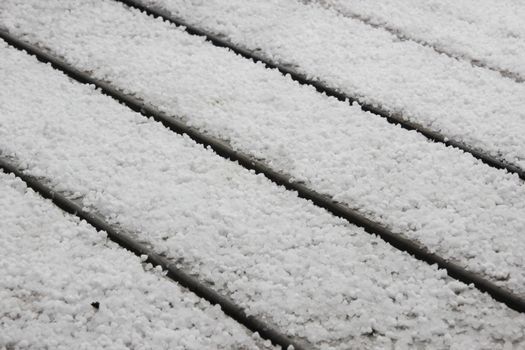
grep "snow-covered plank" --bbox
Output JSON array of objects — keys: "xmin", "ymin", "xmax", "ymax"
[
  {"xmin": 307, "ymin": 0, "xmax": 525, "ymax": 81},
  {"xmin": 2, "ymin": 40, "xmax": 525, "ymax": 349},
  {"xmin": 0, "ymin": 171, "xmax": 270, "ymax": 350},
  {"xmin": 2, "ymin": 0, "xmax": 525, "ymax": 296},
  {"xmin": 111, "ymin": 0, "xmax": 525, "ymax": 170}
]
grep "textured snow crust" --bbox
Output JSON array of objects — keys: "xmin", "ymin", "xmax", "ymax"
[
  {"xmin": 0, "ymin": 172, "xmax": 270, "ymax": 350},
  {"xmin": 2, "ymin": 0, "xmax": 525, "ymax": 295},
  {"xmin": 308, "ymin": 0, "xmax": 525, "ymax": 81},
  {"xmin": 126, "ymin": 0, "xmax": 525, "ymax": 169},
  {"xmin": 2, "ymin": 42, "xmax": 525, "ymax": 349}
]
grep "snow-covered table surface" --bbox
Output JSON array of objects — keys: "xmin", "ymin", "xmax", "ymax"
[
  {"xmin": 1, "ymin": 40, "xmax": 525, "ymax": 349},
  {"xmin": 2, "ymin": 0, "xmax": 525, "ymax": 295}
]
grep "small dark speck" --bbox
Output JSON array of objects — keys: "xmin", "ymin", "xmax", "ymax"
[{"xmin": 91, "ymin": 301, "xmax": 100, "ymax": 310}]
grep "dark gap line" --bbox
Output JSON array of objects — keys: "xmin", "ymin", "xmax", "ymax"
[
  {"xmin": 113, "ymin": 0, "xmax": 525, "ymax": 181},
  {"xmin": 0, "ymin": 157, "xmax": 309, "ymax": 350},
  {"xmin": 1, "ymin": 30, "xmax": 524, "ymax": 313}
]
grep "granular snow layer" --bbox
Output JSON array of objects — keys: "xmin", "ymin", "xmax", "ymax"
[
  {"xmin": 103, "ymin": 0, "xmax": 525, "ymax": 169},
  {"xmin": 1, "ymin": 0, "xmax": 525, "ymax": 296},
  {"xmin": 0, "ymin": 172, "xmax": 271, "ymax": 350},
  {"xmin": 307, "ymin": 0, "xmax": 525, "ymax": 81},
  {"xmin": 2, "ymin": 41, "xmax": 525, "ymax": 350}
]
